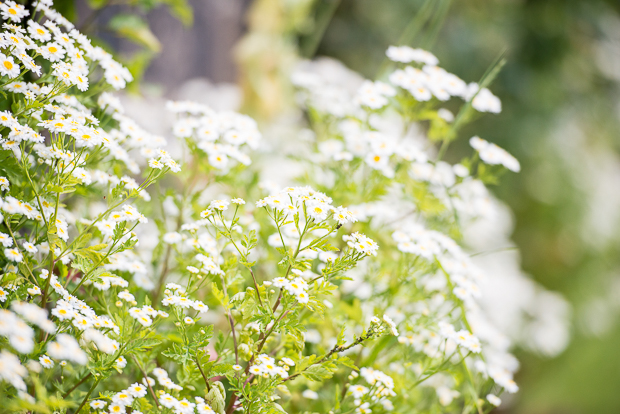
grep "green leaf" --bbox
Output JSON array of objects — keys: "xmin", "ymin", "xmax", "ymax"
[
  {"xmin": 161, "ymin": 0, "xmax": 193, "ymax": 26},
  {"xmin": 71, "ymin": 232, "xmax": 92, "ymax": 251},
  {"xmin": 212, "ymin": 282, "xmax": 230, "ymax": 309},
  {"xmin": 302, "ymin": 365, "xmax": 333, "ymax": 382},
  {"xmin": 108, "ymin": 15, "xmax": 161, "ymax": 53}
]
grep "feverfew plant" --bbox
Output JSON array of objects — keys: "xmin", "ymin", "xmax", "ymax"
[{"xmin": 0, "ymin": 3, "xmax": 548, "ymax": 414}]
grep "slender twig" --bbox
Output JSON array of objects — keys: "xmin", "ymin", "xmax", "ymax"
[
  {"xmin": 131, "ymin": 356, "xmax": 160, "ymax": 408},
  {"xmin": 283, "ymin": 331, "xmax": 373, "ymax": 382},
  {"xmin": 62, "ymin": 372, "xmax": 91, "ymax": 399},
  {"xmin": 195, "ymin": 357, "xmax": 212, "ymax": 392},
  {"xmin": 220, "ymin": 274, "xmax": 238, "ymax": 365},
  {"xmin": 74, "ymin": 376, "xmax": 101, "ymax": 414}
]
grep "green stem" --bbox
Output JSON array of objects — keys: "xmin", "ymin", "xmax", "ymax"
[{"xmin": 74, "ymin": 376, "xmax": 101, "ymax": 414}]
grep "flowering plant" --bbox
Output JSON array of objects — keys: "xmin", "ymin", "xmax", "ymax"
[{"xmin": 0, "ymin": 2, "xmax": 564, "ymax": 414}]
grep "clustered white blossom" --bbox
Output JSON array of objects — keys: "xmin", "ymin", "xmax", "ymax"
[
  {"xmin": 0, "ymin": 0, "xmax": 566, "ymax": 412},
  {"xmin": 162, "ymin": 283, "xmax": 210, "ymax": 314},
  {"xmin": 286, "ymin": 41, "xmax": 565, "ymax": 410},
  {"xmin": 347, "ymin": 368, "xmax": 396, "ymax": 413},
  {"xmin": 167, "ymin": 100, "xmax": 261, "ymax": 170},
  {"xmin": 248, "ymin": 354, "xmax": 294, "ymax": 379}
]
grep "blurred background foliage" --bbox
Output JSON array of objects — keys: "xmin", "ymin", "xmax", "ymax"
[
  {"xmin": 55, "ymin": 0, "xmax": 194, "ymax": 91},
  {"xmin": 57, "ymin": 0, "xmax": 620, "ymax": 412}
]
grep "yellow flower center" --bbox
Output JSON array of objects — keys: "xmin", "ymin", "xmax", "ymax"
[
  {"xmin": 3, "ymin": 61, "xmax": 13, "ymax": 70},
  {"xmin": 48, "ymin": 46, "xmax": 57, "ymax": 53}
]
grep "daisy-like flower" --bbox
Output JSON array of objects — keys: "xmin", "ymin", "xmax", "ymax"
[
  {"xmin": 112, "ymin": 391, "xmax": 134, "ymax": 406},
  {"xmin": 148, "ymin": 158, "xmax": 163, "ymax": 169},
  {"xmin": 27, "ymin": 21, "xmax": 51, "ymax": 41},
  {"xmin": 108, "ymin": 403, "xmax": 126, "ymax": 414},
  {"xmin": 116, "ymin": 356, "xmax": 127, "ymax": 368},
  {"xmin": 231, "ymin": 198, "xmax": 245, "ymax": 205},
  {"xmin": 159, "ymin": 393, "xmax": 178, "ymax": 409},
  {"xmin": 306, "ymin": 201, "xmax": 329, "ymax": 221},
  {"xmin": 0, "ymin": 1, "xmax": 29, "ymax": 22},
  {"xmin": 296, "ymin": 291, "xmax": 310, "ymax": 304},
  {"xmin": 39, "ymin": 43, "xmax": 65, "ymax": 62},
  {"xmin": 281, "ymin": 357, "xmax": 295, "ymax": 367},
  {"xmin": 163, "ymin": 158, "xmax": 181, "ymax": 172},
  {"xmin": 136, "ymin": 315, "xmax": 152, "ymax": 327},
  {"xmin": 4, "ymin": 248, "xmax": 22, "ymax": 262},
  {"xmin": 0, "ymin": 54, "xmax": 20, "ymax": 78},
  {"xmin": 332, "ymin": 206, "xmax": 356, "ymax": 225},
  {"xmin": 22, "ymin": 242, "xmax": 37, "ymax": 253},
  {"xmin": 249, "ymin": 365, "xmax": 263, "ymax": 375},
  {"xmin": 209, "ymin": 199, "xmax": 229, "ymax": 211},
  {"xmin": 0, "ymin": 233, "xmax": 13, "ymax": 247},
  {"xmin": 191, "ymin": 301, "xmax": 209, "ymax": 313},
  {"xmin": 39, "ymin": 355, "xmax": 54, "ymax": 369},
  {"xmin": 128, "ymin": 383, "xmax": 147, "ymax": 398},
  {"xmin": 90, "ymin": 400, "xmax": 106, "ymax": 409},
  {"xmin": 27, "ymin": 286, "xmax": 41, "ymax": 296}
]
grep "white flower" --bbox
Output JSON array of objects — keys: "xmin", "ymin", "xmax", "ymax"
[
  {"xmin": 22, "ymin": 242, "xmax": 37, "ymax": 253},
  {"xmin": 108, "ymin": 403, "xmax": 126, "ymax": 414},
  {"xmin": 383, "ymin": 314, "xmax": 399, "ymax": 336},
  {"xmin": 4, "ymin": 248, "xmax": 22, "ymax": 262},
  {"xmin": 302, "ymin": 389, "xmax": 319, "ymax": 399},
  {"xmin": 112, "ymin": 391, "xmax": 134, "ymax": 406},
  {"xmin": 281, "ymin": 357, "xmax": 295, "ymax": 367},
  {"xmin": 487, "ymin": 394, "xmax": 501, "ymax": 406},
  {"xmin": 90, "ymin": 400, "xmax": 107, "ymax": 409},
  {"xmin": 209, "ymin": 199, "xmax": 229, "ymax": 211},
  {"xmin": 469, "ymin": 136, "xmax": 520, "ymax": 172},
  {"xmin": 306, "ymin": 201, "xmax": 329, "ymax": 221},
  {"xmin": 39, "ymin": 355, "xmax": 54, "ymax": 369},
  {"xmin": 116, "ymin": 356, "xmax": 127, "ymax": 368}
]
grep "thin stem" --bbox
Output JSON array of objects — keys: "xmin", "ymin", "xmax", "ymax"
[
  {"xmin": 62, "ymin": 372, "xmax": 91, "ymax": 399},
  {"xmin": 283, "ymin": 331, "xmax": 374, "ymax": 382},
  {"xmin": 220, "ymin": 274, "xmax": 239, "ymax": 365},
  {"xmin": 131, "ymin": 356, "xmax": 160, "ymax": 408},
  {"xmin": 195, "ymin": 357, "xmax": 212, "ymax": 392},
  {"xmin": 74, "ymin": 376, "xmax": 101, "ymax": 414}
]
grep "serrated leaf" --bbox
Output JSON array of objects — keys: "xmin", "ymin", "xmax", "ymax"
[{"xmin": 302, "ymin": 365, "xmax": 333, "ymax": 381}]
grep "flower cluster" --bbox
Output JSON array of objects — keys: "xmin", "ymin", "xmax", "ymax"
[
  {"xmin": 248, "ymin": 354, "xmax": 294, "ymax": 379},
  {"xmin": 162, "ymin": 283, "xmax": 210, "ymax": 314},
  {"xmin": 271, "ymin": 276, "xmax": 310, "ymax": 304},
  {"xmin": 90, "ymin": 382, "xmax": 148, "ymax": 414},
  {"xmin": 470, "ymin": 136, "xmax": 520, "ymax": 172},
  {"xmin": 343, "ymin": 232, "xmax": 379, "ymax": 256},
  {"xmin": 167, "ymin": 100, "xmax": 261, "ymax": 170},
  {"xmin": 0, "ymin": 2, "xmax": 567, "ymax": 413},
  {"xmin": 348, "ymin": 368, "xmax": 396, "ymax": 413}
]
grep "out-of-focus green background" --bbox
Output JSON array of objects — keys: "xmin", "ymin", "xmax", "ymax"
[{"xmin": 60, "ymin": 0, "xmax": 620, "ymax": 412}]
